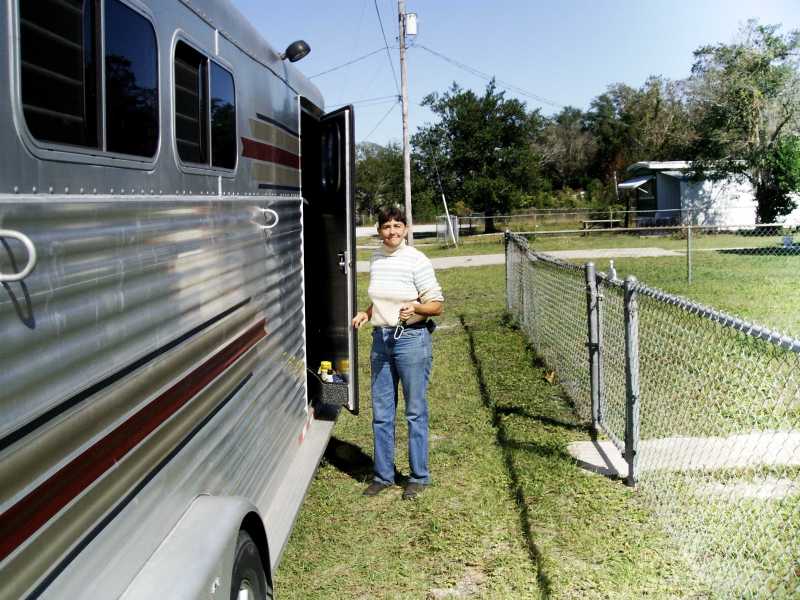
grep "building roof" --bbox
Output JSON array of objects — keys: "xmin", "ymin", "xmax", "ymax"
[
  {"xmin": 626, "ymin": 161, "xmax": 692, "ymax": 175},
  {"xmin": 617, "ymin": 175, "xmax": 654, "ymax": 189}
]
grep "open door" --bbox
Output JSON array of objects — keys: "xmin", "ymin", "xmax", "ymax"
[{"xmin": 301, "ymin": 103, "xmax": 358, "ymax": 413}]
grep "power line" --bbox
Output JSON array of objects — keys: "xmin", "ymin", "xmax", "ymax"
[
  {"xmin": 361, "ymin": 100, "xmax": 401, "ymax": 142},
  {"xmin": 342, "ymin": 0, "xmax": 370, "ymax": 91},
  {"xmin": 374, "ymin": 0, "xmax": 400, "ymax": 95},
  {"xmin": 308, "ymin": 47, "xmax": 389, "ymax": 80},
  {"xmin": 328, "ymin": 94, "xmax": 399, "ymax": 108},
  {"xmin": 414, "ymin": 43, "xmax": 565, "ymax": 109}
]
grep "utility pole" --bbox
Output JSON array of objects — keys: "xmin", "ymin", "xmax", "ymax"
[{"xmin": 398, "ymin": 0, "xmax": 413, "ymax": 244}]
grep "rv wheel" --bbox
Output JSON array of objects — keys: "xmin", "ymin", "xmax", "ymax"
[{"xmin": 230, "ymin": 531, "xmax": 272, "ymax": 600}]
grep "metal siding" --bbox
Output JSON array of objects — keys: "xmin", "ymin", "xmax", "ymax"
[
  {"xmin": 1, "ymin": 195, "xmax": 307, "ymax": 598},
  {"xmin": 0, "ymin": 1, "xmax": 332, "ymax": 595}
]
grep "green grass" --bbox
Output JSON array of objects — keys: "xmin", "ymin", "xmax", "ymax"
[
  {"xmin": 569, "ymin": 252, "xmax": 800, "ymax": 337},
  {"xmin": 274, "ymin": 265, "xmax": 705, "ymax": 599}
]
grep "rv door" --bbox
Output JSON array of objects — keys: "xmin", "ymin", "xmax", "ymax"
[{"xmin": 320, "ymin": 105, "xmax": 358, "ymax": 413}]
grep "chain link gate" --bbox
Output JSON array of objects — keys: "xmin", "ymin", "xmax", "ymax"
[{"xmin": 505, "ymin": 231, "xmax": 800, "ymax": 598}]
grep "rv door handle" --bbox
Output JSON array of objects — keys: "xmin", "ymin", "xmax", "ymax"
[
  {"xmin": 0, "ymin": 229, "xmax": 37, "ymax": 282},
  {"xmin": 260, "ymin": 208, "xmax": 279, "ymax": 229},
  {"xmin": 337, "ymin": 251, "xmax": 347, "ymax": 274}
]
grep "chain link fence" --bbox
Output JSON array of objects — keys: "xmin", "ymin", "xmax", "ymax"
[
  {"xmin": 448, "ymin": 208, "xmax": 800, "ymax": 337},
  {"xmin": 505, "ymin": 232, "xmax": 800, "ymax": 598},
  {"xmin": 435, "ymin": 215, "xmax": 459, "ymax": 246}
]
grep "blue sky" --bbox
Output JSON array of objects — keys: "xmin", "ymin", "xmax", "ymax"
[{"xmin": 231, "ymin": 0, "xmax": 799, "ymax": 146}]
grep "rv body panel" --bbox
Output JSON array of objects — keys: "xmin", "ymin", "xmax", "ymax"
[{"xmin": 0, "ymin": 0, "xmax": 354, "ymax": 597}]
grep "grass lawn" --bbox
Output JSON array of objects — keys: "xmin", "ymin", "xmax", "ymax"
[
  {"xmin": 274, "ymin": 266, "xmax": 705, "ymax": 599},
  {"xmin": 565, "ymin": 252, "xmax": 800, "ymax": 337}
]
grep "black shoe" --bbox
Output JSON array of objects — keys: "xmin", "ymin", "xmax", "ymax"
[
  {"xmin": 363, "ymin": 482, "xmax": 391, "ymax": 497},
  {"xmin": 402, "ymin": 482, "xmax": 425, "ymax": 500}
]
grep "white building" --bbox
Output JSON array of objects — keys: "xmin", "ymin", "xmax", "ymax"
[
  {"xmin": 618, "ymin": 161, "xmax": 757, "ymax": 227},
  {"xmin": 619, "ymin": 161, "xmax": 800, "ymax": 227}
]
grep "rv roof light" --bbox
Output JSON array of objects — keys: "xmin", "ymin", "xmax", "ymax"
[{"xmin": 281, "ymin": 40, "xmax": 310, "ymax": 62}]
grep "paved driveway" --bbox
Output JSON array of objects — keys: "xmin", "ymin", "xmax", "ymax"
[{"xmin": 356, "ymin": 247, "xmax": 682, "ymax": 273}]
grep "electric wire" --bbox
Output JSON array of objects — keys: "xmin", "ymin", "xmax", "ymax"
[
  {"xmin": 308, "ymin": 47, "xmax": 389, "ymax": 80},
  {"xmin": 328, "ymin": 94, "xmax": 399, "ymax": 108},
  {"xmin": 414, "ymin": 43, "xmax": 565, "ymax": 109},
  {"xmin": 342, "ymin": 0, "xmax": 370, "ymax": 91},
  {"xmin": 361, "ymin": 100, "xmax": 401, "ymax": 142},
  {"xmin": 374, "ymin": 0, "xmax": 400, "ymax": 95}
]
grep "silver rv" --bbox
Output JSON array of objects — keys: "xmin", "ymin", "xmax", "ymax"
[{"xmin": 0, "ymin": 1, "xmax": 357, "ymax": 598}]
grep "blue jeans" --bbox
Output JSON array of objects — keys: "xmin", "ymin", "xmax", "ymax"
[{"xmin": 370, "ymin": 326, "xmax": 433, "ymax": 485}]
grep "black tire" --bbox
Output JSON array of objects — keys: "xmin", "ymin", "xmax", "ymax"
[{"xmin": 229, "ymin": 531, "xmax": 272, "ymax": 600}]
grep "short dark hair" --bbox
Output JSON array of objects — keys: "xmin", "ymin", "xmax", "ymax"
[{"xmin": 377, "ymin": 206, "xmax": 407, "ymax": 227}]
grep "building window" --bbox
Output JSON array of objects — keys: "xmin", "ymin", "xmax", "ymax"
[
  {"xmin": 18, "ymin": 0, "xmax": 158, "ymax": 158},
  {"xmin": 174, "ymin": 42, "xmax": 237, "ymax": 170},
  {"xmin": 104, "ymin": 0, "xmax": 158, "ymax": 157},
  {"xmin": 174, "ymin": 42, "xmax": 208, "ymax": 164},
  {"xmin": 210, "ymin": 63, "xmax": 236, "ymax": 169}
]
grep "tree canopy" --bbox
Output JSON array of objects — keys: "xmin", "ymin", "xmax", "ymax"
[
  {"xmin": 411, "ymin": 81, "xmax": 546, "ymax": 227},
  {"xmin": 689, "ymin": 21, "xmax": 800, "ymax": 221},
  {"xmin": 355, "ymin": 20, "xmax": 800, "ymax": 224}
]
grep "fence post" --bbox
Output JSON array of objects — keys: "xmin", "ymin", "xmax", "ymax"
[
  {"xmin": 686, "ymin": 223, "xmax": 693, "ymax": 284},
  {"xmin": 505, "ymin": 230, "xmax": 510, "ymax": 312},
  {"xmin": 623, "ymin": 275, "xmax": 640, "ymax": 486},
  {"xmin": 585, "ymin": 263, "xmax": 601, "ymax": 431}
]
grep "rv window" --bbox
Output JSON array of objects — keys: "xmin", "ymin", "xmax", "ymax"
[
  {"xmin": 210, "ymin": 62, "xmax": 236, "ymax": 169},
  {"xmin": 20, "ymin": 0, "xmax": 100, "ymax": 148},
  {"xmin": 320, "ymin": 123, "xmax": 341, "ymax": 194},
  {"xmin": 174, "ymin": 41, "xmax": 208, "ymax": 164},
  {"xmin": 104, "ymin": 0, "xmax": 158, "ymax": 157},
  {"xmin": 19, "ymin": 0, "xmax": 159, "ymax": 158}
]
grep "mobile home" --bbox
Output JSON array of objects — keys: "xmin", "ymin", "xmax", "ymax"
[{"xmin": 618, "ymin": 161, "xmax": 757, "ymax": 226}]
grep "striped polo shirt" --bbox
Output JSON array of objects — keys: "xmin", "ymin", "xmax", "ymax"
[{"xmin": 368, "ymin": 240, "xmax": 444, "ymax": 327}]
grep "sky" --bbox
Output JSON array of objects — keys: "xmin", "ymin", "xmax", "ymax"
[{"xmin": 231, "ymin": 0, "xmax": 800, "ymax": 147}]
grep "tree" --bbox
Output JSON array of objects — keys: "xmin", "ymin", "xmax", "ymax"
[
  {"xmin": 412, "ymin": 81, "xmax": 546, "ymax": 231},
  {"xmin": 355, "ymin": 142, "xmax": 404, "ymax": 221},
  {"xmin": 585, "ymin": 77, "xmax": 695, "ymax": 182},
  {"xmin": 536, "ymin": 106, "xmax": 596, "ymax": 190},
  {"xmin": 689, "ymin": 21, "xmax": 800, "ymax": 222}
]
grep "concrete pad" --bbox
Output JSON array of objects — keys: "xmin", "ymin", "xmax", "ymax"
[
  {"xmin": 567, "ymin": 440, "xmax": 629, "ymax": 479},
  {"xmin": 637, "ymin": 430, "xmax": 800, "ymax": 472},
  {"xmin": 568, "ymin": 430, "xmax": 800, "ymax": 481},
  {"xmin": 696, "ymin": 477, "xmax": 798, "ymax": 500}
]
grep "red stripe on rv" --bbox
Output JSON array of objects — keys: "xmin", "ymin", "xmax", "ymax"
[
  {"xmin": 0, "ymin": 320, "xmax": 267, "ymax": 561},
  {"xmin": 241, "ymin": 137, "xmax": 300, "ymax": 169}
]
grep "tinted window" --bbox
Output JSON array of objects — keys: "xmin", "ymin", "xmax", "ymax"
[
  {"xmin": 105, "ymin": 0, "xmax": 158, "ymax": 157},
  {"xmin": 210, "ymin": 62, "xmax": 236, "ymax": 169},
  {"xmin": 20, "ymin": 0, "xmax": 99, "ymax": 147},
  {"xmin": 321, "ymin": 123, "xmax": 341, "ymax": 194},
  {"xmin": 174, "ymin": 42, "xmax": 207, "ymax": 164}
]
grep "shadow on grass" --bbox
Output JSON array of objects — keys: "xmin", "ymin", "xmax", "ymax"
[
  {"xmin": 323, "ymin": 437, "xmax": 374, "ymax": 483},
  {"xmin": 460, "ymin": 314, "xmax": 553, "ymax": 599},
  {"xmin": 717, "ymin": 246, "xmax": 800, "ymax": 256},
  {"xmin": 322, "ymin": 437, "xmax": 407, "ymax": 485},
  {"xmin": 495, "ymin": 406, "xmax": 587, "ymax": 433}
]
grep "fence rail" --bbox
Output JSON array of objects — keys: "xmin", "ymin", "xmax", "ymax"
[{"xmin": 505, "ymin": 231, "xmax": 800, "ymax": 598}]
